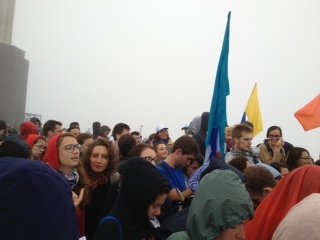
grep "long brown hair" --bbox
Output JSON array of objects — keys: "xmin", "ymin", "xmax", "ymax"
[{"xmin": 81, "ymin": 139, "xmax": 116, "ymax": 188}]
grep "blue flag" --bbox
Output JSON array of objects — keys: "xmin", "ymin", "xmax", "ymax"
[
  {"xmin": 204, "ymin": 11, "xmax": 231, "ymax": 163},
  {"xmin": 189, "ymin": 12, "xmax": 232, "ymax": 192}
]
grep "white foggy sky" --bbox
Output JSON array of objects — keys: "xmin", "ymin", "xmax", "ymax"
[{"xmin": 12, "ymin": 0, "xmax": 319, "ymax": 158}]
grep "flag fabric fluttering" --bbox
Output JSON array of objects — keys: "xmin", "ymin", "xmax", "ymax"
[
  {"xmin": 294, "ymin": 94, "xmax": 320, "ymax": 131},
  {"xmin": 204, "ymin": 11, "xmax": 231, "ymax": 163},
  {"xmin": 241, "ymin": 83, "xmax": 263, "ymax": 136},
  {"xmin": 189, "ymin": 11, "xmax": 231, "ymax": 192}
]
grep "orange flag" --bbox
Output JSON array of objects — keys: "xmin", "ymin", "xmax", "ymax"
[{"xmin": 294, "ymin": 95, "xmax": 320, "ymax": 131}]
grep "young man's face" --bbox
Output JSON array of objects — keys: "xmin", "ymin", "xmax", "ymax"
[
  {"xmin": 54, "ymin": 124, "xmax": 63, "ymax": 135},
  {"xmin": 234, "ymin": 131, "xmax": 253, "ymax": 152},
  {"xmin": 177, "ymin": 152, "xmax": 195, "ymax": 168}
]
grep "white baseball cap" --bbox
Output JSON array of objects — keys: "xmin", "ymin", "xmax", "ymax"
[{"xmin": 155, "ymin": 124, "xmax": 168, "ymax": 133}]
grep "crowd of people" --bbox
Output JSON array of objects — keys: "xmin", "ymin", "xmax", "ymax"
[{"xmin": 0, "ymin": 115, "xmax": 319, "ymax": 240}]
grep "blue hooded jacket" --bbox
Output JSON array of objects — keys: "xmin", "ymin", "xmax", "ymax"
[{"xmin": 0, "ymin": 157, "xmax": 79, "ymax": 240}]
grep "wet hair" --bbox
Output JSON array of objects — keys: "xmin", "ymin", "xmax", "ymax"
[
  {"xmin": 286, "ymin": 147, "xmax": 310, "ymax": 171},
  {"xmin": 244, "ymin": 166, "xmax": 276, "ymax": 195},
  {"xmin": 229, "ymin": 156, "xmax": 249, "ymax": 173}
]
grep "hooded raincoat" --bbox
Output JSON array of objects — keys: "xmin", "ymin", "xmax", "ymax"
[
  {"xmin": 168, "ymin": 169, "xmax": 254, "ymax": 240},
  {"xmin": 245, "ymin": 165, "xmax": 320, "ymax": 240},
  {"xmin": 0, "ymin": 157, "xmax": 78, "ymax": 240},
  {"xmin": 92, "ymin": 157, "xmax": 170, "ymax": 240}
]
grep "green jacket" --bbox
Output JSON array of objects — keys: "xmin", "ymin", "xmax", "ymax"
[{"xmin": 167, "ymin": 169, "xmax": 254, "ymax": 240}]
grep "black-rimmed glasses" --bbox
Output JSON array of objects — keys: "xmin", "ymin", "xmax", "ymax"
[{"xmin": 64, "ymin": 144, "xmax": 81, "ymax": 153}]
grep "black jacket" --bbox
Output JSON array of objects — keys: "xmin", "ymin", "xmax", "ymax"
[
  {"xmin": 93, "ymin": 157, "xmax": 170, "ymax": 240},
  {"xmin": 193, "ymin": 112, "xmax": 209, "ymax": 156}
]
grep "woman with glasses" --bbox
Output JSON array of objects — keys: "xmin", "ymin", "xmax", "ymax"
[
  {"xmin": 258, "ymin": 126, "xmax": 286, "ymax": 164},
  {"xmin": 45, "ymin": 133, "xmax": 81, "ymax": 189},
  {"xmin": 77, "ymin": 139, "xmax": 119, "ymax": 240},
  {"xmin": 127, "ymin": 144, "xmax": 157, "ymax": 166},
  {"xmin": 286, "ymin": 147, "xmax": 313, "ymax": 171},
  {"xmin": 26, "ymin": 134, "xmax": 46, "ymax": 160},
  {"xmin": 44, "ymin": 133, "xmax": 84, "ymax": 238}
]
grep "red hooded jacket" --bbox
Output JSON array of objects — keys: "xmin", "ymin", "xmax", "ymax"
[
  {"xmin": 245, "ymin": 165, "xmax": 320, "ymax": 240},
  {"xmin": 44, "ymin": 134, "xmax": 61, "ymax": 170},
  {"xmin": 20, "ymin": 122, "xmax": 38, "ymax": 140}
]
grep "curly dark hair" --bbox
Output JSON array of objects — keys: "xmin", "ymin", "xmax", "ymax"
[{"xmin": 81, "ymin": 139, "xmax": 115, "ymax": 187}]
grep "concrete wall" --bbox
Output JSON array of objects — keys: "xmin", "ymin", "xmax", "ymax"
[
  {"xmin": 0, "ymin": 42, "xmax": 29, "ymax": 128},
  {"xmin": 0, "ymin": 0, "xmax": 15, "ymax": 44}
]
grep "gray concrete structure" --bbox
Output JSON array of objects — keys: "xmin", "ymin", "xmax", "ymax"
[
  {"xmin": 0, "ymin": 0, "xmax": 29, "ymax": 128},
  {"xmin": 0, "ymin": 0, "xmax": 15, "ymax": 45},
  {"xmin": 0, "ymin": 43, "xmax": 29, "ymax": 127}
]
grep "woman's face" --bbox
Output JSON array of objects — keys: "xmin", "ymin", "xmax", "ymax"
[
  {"xmin": 297, "ymin": 151, "xmax": 312, "ymax": 167},
  {"xmin": 156, "ymin": 143, "xmax": 169, "ymax": 160},
  {"xmin": 267, "ymin": 129, "xmax": 281, "ymax": 146},
  {"xmin": 31, "ymin": 138, "xmax": 46, "ymax": 159},
  {"xmin": 58, "ymin": 136, "xmax": 80, "ymax": 169},
  {"xmin": 215, "ymin": 223, "xmax": 246, "ymax": 240},
  {"xmin": 158, "ymin": 129, "xmax": 168, "ymax": 140},
  {"xmin": 148, "ymin": 193, "xmax": 167, "ymax": 219},
  {"xmin": 89, "ymin": 145, "xmax": 109, "ymax": 173},
  {"xmin": 140, "ymin": 148, "xmax": 157, "ymax": 166}
]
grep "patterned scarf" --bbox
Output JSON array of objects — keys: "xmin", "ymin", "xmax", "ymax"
[{"xmin": 63, "ymin": 169, "xmax": 79, "ymax": 189}]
